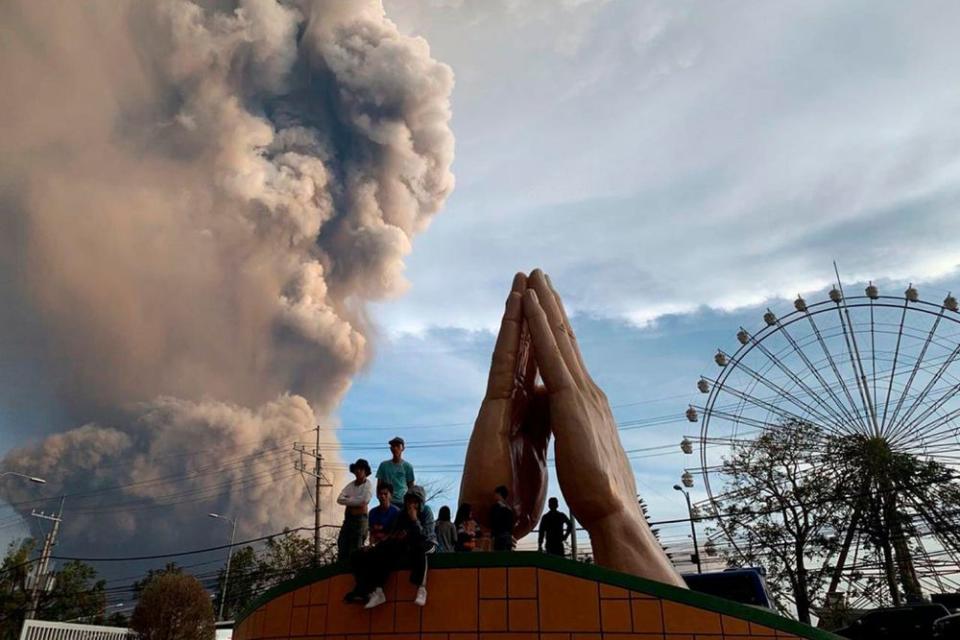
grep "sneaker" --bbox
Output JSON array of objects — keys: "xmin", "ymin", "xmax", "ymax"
[
  {"xmin": 364, "ymin": 587, "xmax": 386, "ymax": 609},
  {"xmin": 414, "ymin": 586, "xmax": 427, "ymax": 606}
]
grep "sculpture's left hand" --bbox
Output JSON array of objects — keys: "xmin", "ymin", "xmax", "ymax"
[{"xmin": 460, "ymin": 273, "xmax": 551, "ymax": 536}]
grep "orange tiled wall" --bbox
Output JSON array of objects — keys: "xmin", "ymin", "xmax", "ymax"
[{"xmin": 234, "ymin": 567, "xmax": 806, "ymax": 640}]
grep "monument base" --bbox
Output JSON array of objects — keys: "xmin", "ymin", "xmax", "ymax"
[{"xmin": 234, "ymin": 552, "xmax": 840, "ymax": 640}]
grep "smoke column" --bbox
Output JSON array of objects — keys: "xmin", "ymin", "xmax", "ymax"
[{"xmin": 0, "ymin": 0, "xmax": 454, "ymax": 549}]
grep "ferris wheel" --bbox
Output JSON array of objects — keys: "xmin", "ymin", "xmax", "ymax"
[{"xmin": 683, "ymin": 275, "xmax": 960, "ymax": 610}]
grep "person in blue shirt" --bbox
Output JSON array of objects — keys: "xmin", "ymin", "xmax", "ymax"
[
  {"xmin": 376, "ymin": 437, "xmax": 415, "ymax": 507},
  {"xmin": 368, "ymin": 482, "xmax": 400, "ymax": 544},
  {"xmin": 345, "ymin": 485, "xmax": 436, "ymax": 608}
]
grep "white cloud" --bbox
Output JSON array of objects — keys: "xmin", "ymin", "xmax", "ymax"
[{"xmin": 382, "ymin": 0, "xmax": 960, "ymax": 334}]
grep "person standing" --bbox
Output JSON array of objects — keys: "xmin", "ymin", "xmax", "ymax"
[
  {"xmin": 537, "ymin": 497, "xmax": 573, "ymax": 557},
  {"xmin": 336, "ymin": 458, "xmax": 373, "ymax": 560},
  {"xmin": 490, "ymin": 485, "xmax": 515, "ymax": 551},
  {"xmin": 435, "ymin": 506, "xmax": 457, "ymax": 552},
  {"xmin": 376, "ymin": 437, "xmax": 415, "ymax": 508},
  {"xmin": 368, "ymin": 482, "xmax": 400, "ymax": 545},
  {"xmin": 454, "ymin": 504, "xmax": 478, "ymax": 552}
]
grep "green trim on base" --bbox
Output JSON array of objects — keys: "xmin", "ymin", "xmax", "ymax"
[{"xmin": 235, "ymin": 551, "xmax": 842, "ymax": 640}]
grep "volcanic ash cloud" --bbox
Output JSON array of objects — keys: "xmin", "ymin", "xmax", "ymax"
[{"xmin": 0, "ymin": 0, "xmax": 454, "ymax": 548}]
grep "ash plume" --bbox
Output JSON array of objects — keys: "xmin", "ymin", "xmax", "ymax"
[{"xmin": 0, "ymin": 0, "xmax": 454, "ymax": 550}]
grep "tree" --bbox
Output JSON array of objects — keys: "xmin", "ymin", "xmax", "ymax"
[
  {"xmin": 256, "ymin": 529, "xmax": 315, "ymax": 583},
  {"xmin": 0, "ymin": 539, "xmax": 35, "ymax": 640},
  {"xmin": 708, "ymin": 421, "xmax": 848, "ymax": 623},
  {"xmin": 829, "ymin": 434, "xmax": 960, "ymax": 606},
  {"xmin": 130, "ymin": 572, "xmax": 214, "ymax": 640},
  {"xmin": 40, "ymin": 560, "xmax": 107, "ymax": 624},
  {"xmin": 637, "ymin": 497, "xmax": 672, "ymax": 561},
  {"xmin": 132, "ymin": 562, "xmax": 183, "ymax": 597},
  {"xmin": 0, "ymin": 538, "xmax": 107, "ymax": 638},
  {"xmin": 213, "ymin": 546, "xmax": 257, "ymax": 622}
]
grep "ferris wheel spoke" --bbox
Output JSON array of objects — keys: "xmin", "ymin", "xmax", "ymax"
[
  {"xmin": 887, "ymin": 371, "xmax": 960, "ymax": 448},
  {"xmin": 805, "ymin": 313, "xmax": 872, "ymax": 435},
  {"xmin": 825, "ymin": 503, "xmax": 863, "ymax": 598},
  {"xmin": 740, "ymin": 331, "xmax": 853, "ymax": 433},
  {"xmin": 871, "ymin": 300, "xmax": 878, "ymax": 432},
  {"xmin": 886, "ymin": 343, "xmax": 960, "ymax": 445},
  {"xmin": 911, "ymin": 533, "xmax": 947, "ymax": 594},
  {"xmin": 882, "ymin": 310, "xmax": 944, "ymax": 440},
  {"xmin": 832, "ymin": 277, "xmax": 882, "ymax": 436},
  {"xmin": 901, "ymin": 490, "xmax": 960, "ymax": 561},
  {"xmin": 894, "ymin": 413, "xmax": 960, "ymax": 447},
  {"xmin": 889, "ymin": 405, "xmax": 960, "ymax": 451},
  {"xmin": 738, "ymin": 355, "xmax": 868, "ymax": 437},
  {"xmin": 714, "ymin": 374, "xmax": 848, "ymax": 439},
  {"xmin": 775, "ymin": 320, "xmax": 867, "ymax": 431},
  {"xmin": 880, "ymin": 300, "xmax": 911, "ymax": 433},
  {"xmin": 701, "ymin": 406, "xmax": 782, "ymax": 433}
]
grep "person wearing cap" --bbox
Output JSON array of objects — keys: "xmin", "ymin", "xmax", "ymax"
[
  {"xmin": 376, "ymin": 437, "xmax": 415, "ymax": 508},
  {"xmin": 336, "ymin": 458, "xmax": 374, "ymax": 560},
  {"xmin": 345, "ymin": 484, "xmax": 436, "ymax": 609}
]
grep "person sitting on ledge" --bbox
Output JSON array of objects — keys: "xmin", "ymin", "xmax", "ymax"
[
  {"xmin": 345, "ymin": 485, "xmax": 436, "ymax": 608},
  {"xmin": 490, "ymin": 485, "xmax": 515, "ymax": 551},
  {"xmin": 368, "ymin": 482, "xmax": 400, "ymax": 545}
]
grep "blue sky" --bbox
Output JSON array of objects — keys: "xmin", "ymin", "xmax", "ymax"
[
  {"xmin": 5, "ymin": 0, "xmax": 960, "ymax": 570},
  {"xmin": 326, "ymin": 0, "xmax": 960, "ymax": 560}
]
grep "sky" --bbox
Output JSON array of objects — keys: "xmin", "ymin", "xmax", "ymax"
[
  {"xmin": 335, "ymin": 0, "xmax": 960, "ymax": 560},
  {"xmin": 4, "ymin": 0, "xmax": 960, "ymax": 580}
]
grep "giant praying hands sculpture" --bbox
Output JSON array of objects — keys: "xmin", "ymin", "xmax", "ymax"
[{"xmin": 460, "ymin": 270, "xmax": 686, "ymax": 588}]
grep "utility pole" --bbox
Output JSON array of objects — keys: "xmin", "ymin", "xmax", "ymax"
[
  {"xmin": 294, "ymin": 426, "xmax": 332, "ymax": 564},
  {"xmin": 26, "ymin": 496, "xmax": 64, "ymax": 620}
]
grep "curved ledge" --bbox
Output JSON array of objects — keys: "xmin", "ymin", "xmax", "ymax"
[{"xmin": 235, "ymin": 552, "xmax": 841, "ymax": 640}]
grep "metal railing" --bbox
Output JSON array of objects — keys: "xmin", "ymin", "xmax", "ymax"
[{"xmin": 19, "ymin": 620, "xmax": 136, "ymax": 640}]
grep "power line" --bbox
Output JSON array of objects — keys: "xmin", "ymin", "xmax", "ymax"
[{"xmin": 47, "ymin": 526, "xmax": 322, "ymax": 563}]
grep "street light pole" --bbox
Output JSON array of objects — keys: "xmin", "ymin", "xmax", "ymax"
[
  {"xmin": 209, "ymin": 513, "xmax": 238, "ymax": 621},
  {"xmin": 0, "ymin": 471, "xmax": 46, "ymax": 484},
  {"xmin": 673, "ymin": 484, "xmax": 702, "ymax": 574}
]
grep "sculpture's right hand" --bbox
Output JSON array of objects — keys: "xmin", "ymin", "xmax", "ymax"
[{"xmin": 522, "ymin": 270, "xmax": 685, "ymax": 586}]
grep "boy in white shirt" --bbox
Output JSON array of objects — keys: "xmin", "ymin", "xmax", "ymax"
[{"xmin": 337, "ymin": 458, "xmax": 373, "ymax": 560}]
